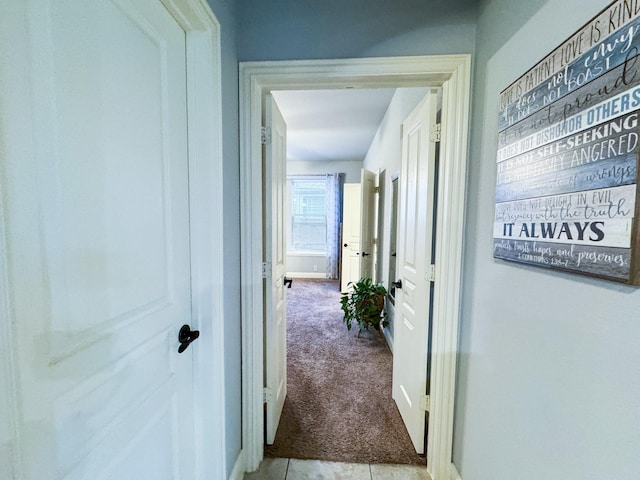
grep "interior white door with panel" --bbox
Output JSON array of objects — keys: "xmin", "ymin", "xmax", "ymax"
[
  {"xmin": 392, "ymin": 91, "xmax": 439, "ymax": 454},
  {"xmin": 340, "ymin": 183, "xmax": 362, "ymax": 291},
  {"xmin": 359, "ymin": 169, "xmax": 377, "ymax": 280},
  {"xmin": 263, "ymin": 94, "xmax": 288, "ymax": 444},
  {"xmin": 1, "ymin": 1, "xmax": 199, "ymax": 478}
]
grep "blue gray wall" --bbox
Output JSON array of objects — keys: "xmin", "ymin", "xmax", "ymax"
[
  {"xmin": 236, "ymin": 0, "xmax": 478, "ymax": 61},
  {"xmin": 214, "ymin": 0, "xmax": 640, "ymax": 478},
  {"xmin": 204, "ymin": 0, "xmax": 242, "ymax": 476},
  {"xmin": 454, "ymin": 0, "xmax": 640, "ymax": 478}
]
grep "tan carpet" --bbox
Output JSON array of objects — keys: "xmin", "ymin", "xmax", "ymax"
[{"xmin": 265, "ymin": 279, "xmax": 425, "ymax": 465}]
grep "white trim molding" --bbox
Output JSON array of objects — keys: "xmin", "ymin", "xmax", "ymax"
[
  {"xmin": 166, "ymin": 3, "xmax": 226, "ymax": 480},
  {"xmin": 450, "ymin": 463, "xmax": 463, "ymax": 480},
  {"xmin": 239, "ymin": 55, "xmax": 471, "ymax": 478},
  {"xmin": 229, "ymin": 450, "xmax": 246, "ymax": 480},
  {"xmin": 137, "ymin": 2, "xmax": 229, "ymax": 479},
  {"xmin": 0, "ymin": 6, "xmax": 32, "ymax": 477},
  {"xmin": 0, "ymin": 153, "xmax": 21, "ymax": 480},
  {"xmin": 286, "ymin": 272, "xmax": 326, "ymax": 279}
]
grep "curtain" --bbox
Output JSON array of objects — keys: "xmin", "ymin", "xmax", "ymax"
[{"xmin": 325, "ymin": 173, "xmax": 345, "ymax": 279}]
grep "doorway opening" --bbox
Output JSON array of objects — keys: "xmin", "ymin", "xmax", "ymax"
[
  {"xmin": 266, "ymin": 86, "xmax": 441, "ymax": 464},
  {"xmin": 240, "ymin": 55, "xmax": 471, "ymax": 479}
]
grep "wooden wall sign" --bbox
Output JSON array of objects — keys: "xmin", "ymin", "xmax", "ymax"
[{"xmin": 494, "ymin": 0, "xmax": 640, "ymax": 283}]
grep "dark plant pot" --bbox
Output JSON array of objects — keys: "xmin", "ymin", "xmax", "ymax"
[
  {"xmin": 373, "ymin": 294, "xmax": 384, "ymax": 313},
  {"xmin": 356, "ymin": 294, "xmax": 385, "ymax": 331}
]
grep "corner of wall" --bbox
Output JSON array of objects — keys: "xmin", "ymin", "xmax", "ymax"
[
  {"xmin": 450, "ymin": 463, "xmax": 462, "ymax": 480},
  {"xmin": 228, "ymin": 449, "xmax": 245, "ymax": 480}
]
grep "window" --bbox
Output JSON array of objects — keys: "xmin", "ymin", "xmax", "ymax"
[{"xmin": 289, "ymin": 177, "xmax": 327, "ymax": 253}]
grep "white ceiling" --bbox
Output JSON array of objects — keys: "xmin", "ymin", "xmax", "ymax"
[{"xmin": 271, "ymin": 88, "xmax": 397, "ymax": 163}]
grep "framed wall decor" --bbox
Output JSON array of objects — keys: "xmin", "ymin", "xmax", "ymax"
[{"xmin": 493, "ymin": 0, "xmax": 640, "ymax": 284}]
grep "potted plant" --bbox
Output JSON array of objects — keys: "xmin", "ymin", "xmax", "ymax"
[{"xmin": 340, "ymin": 277, "xmax": 388, "ymax": 334}]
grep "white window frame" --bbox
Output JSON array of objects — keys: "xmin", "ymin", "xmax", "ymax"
[{"xmin": 286, "ymin": 175, "xmax": 328, "ymax": 255}]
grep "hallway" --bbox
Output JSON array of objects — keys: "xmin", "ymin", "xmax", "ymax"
[{"xmin": 264, "ymin": 279, "xmax": 423, "ymax": 465}]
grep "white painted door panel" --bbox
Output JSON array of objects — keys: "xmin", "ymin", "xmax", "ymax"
[
  {"xmin": 359, "ymin": 169, "xmax": 377, "ymax": 280},
  {"xmin": 340, "ymin": 183, "xmax": 361, "ymax": 291},
  {"xmin": 264, "ymin": 95, "xmax": 288, "ymax": 445},
  {"xmin": 2, "ymin": 1, "xmax": 195, "ymax": 478},
  {"xmin": 392, "ymin": 91, "xmax": 438, "ymax": 454}
]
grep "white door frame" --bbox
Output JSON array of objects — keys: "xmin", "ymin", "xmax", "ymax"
[
  {"xmin": 0, "ymin": 1, "xmax": 226, "ymax": 478},
  {"xmin": 239, "ymin": 55, "xmax": 471, "ymax": 479}
]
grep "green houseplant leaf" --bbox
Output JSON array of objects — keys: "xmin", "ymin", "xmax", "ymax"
[{"xmin": 340, "ymin": 277, "xmax": 388, "ymax": 334}]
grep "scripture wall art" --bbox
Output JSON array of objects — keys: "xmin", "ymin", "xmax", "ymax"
[{"xmin": 493, "ymin": 0, "xmax": 640, "ymax": 284}]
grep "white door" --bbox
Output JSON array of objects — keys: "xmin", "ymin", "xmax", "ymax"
[
  {"xmin": 392, "ymin": 91, "xmax": 438, "ymax": 454},
  {"xmin": 360, "ymin": 169, "xmax": 377, "ymax": 280},
  {"xmin": 1, "ymin": 1, "xmax": 196, "ymax": 478},
  {"xmin": 340, "ymin": 183, "xmax": 362, "ymax": 291},
  {"xmin": 264, "ymin": 95, "xmax": 288, "ymax": 444}
]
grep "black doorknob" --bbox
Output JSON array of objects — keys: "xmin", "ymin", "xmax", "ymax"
[
  {"xmin": 344, "ymin": 243, "xmax": 348, "ymax": 247},
  {"xmin": 284, "ymin": 277, "xmax": 293, "ymax": 288},
  {"xmin": 392, "ymin": 279, "xmax": 403, "ymax": 289},
  {"xmin": 178, "ymin": 324, "xmax": 200, "ymax": 353},
  {"xmin": 362, "ymin": 251, "xmax": 371, "ymax": 257}
]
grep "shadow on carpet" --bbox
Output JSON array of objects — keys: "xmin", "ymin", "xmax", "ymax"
[{"xmin": 265, "ymin": 279, "xmax": 425, "ymax": 466}]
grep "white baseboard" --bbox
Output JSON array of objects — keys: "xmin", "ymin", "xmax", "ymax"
[
  {"xmin": 286, "ymin": 272, "xmax": 326, "ymax": 279},
  {"xmin": 229, "ymin": 450, "xmax": 245, "ymax": 480},
  {"xmin": 382, "ymin": 327, "xmax": 393, "ymax": 353},
  {"xmin": 450, "ymin": 463, "xmax": 462, "ymax": 480}
]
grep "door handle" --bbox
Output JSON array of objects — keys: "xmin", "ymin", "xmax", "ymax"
[
  {"xmin": 178, "ymin": 324, "xmax": 200, "ymax": 353},
  {"xmin": 362, "ymin": 251, "xmax": 371, "ymax": 257},
  {"xmin": 343, "ymin": 243, "xmax": 348, "ymax": 247},
  {"xmin": 392, "ymin": 279, "xmax": 402, "ymax": 289},
  {"xmin": 284, "ymin": 277, "xmax": 293, "ymax": 288}
]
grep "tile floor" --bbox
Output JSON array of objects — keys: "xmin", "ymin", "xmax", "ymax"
[{"xmin": 244, "ymin": 458, "xmax": 429, "ymax": 480}]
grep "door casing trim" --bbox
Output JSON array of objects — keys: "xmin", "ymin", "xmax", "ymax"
[
  {"xmin": 239, "ymin": 55, "xmax": 471, "ymax": 479},
  {"xmin": 159, "ymin": 2, "xmax": 227, "ymax": 478}
]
